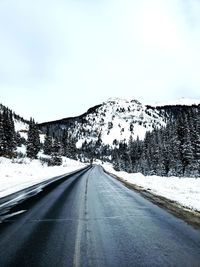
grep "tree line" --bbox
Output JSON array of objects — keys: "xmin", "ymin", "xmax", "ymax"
[
  {"xmin": 0, "ymin": 105, "xmax": 77, "ymax": 165},
  {"xmin": 112, "ymin": 105, "xmax": 200, "ymax": 177},
  {"xmin": 1, "ymin": 103, "xmax": 200, "ymax": 176}
]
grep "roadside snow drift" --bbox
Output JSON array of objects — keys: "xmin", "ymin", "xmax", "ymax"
[
  {"xmin": 103, "ymin": 164, "xmax": 200, "ymax": 212},
  {"xmin": 0, "ymin": 157, "xmax": 86, "ymax": 198}
]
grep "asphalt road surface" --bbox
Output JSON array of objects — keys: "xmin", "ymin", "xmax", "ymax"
[{"xmin": 0, "ymin": 165, "xmax": 200, "ymax": 267}]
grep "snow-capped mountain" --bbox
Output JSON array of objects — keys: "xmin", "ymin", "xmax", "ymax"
[
  {"xmin": 39, "ymin": 98, "xmax": 168, "ymax": 147},
  {"xmin": 76, "ymin": 98, "xmax": 166, "ymax": 147}
]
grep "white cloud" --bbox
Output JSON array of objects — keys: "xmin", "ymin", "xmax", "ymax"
[
  {"xmin": 0, "ymin": 0, "xmax": 200, "ymax": 121},
  {"xmin": 132, "ymin": 1, "xmax": 184, "ymax": 50}
]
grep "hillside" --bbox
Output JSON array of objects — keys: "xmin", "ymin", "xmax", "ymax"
[
  {"xmin": 1, "ymin": 98, "xmax": 200, "ymax": 176},
  {"xmin": 0, "ymin": 103, "xmax": 45, "ymax": 143},
  {"xmin": 39, "ymin": 97, "xmax": 200, "ymax": 149},
  {"xmin": 0, "ymin": 103, "xmax": 29, "ymax": 133},
  {"xmin": 39, "ymin": 98, "xmax": 168, "ymax": 147}
]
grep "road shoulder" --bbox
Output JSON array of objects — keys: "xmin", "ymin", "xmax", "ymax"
[{"xmin": 103, "ymin": 168, "xmax": 200, "ymax": 229}]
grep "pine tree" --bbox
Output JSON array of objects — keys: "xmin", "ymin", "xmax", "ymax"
[
  {"xmin": 61, "ymin": 130, "xmax": 77, "ymax": 159},
  {"xmin": 2, "ymin": 109, "xmax": 16, "ymax": 157},
  {"xmin": 167, "ymin": 122, "xmax": 182, "ymax": 176},
  {"xmin": 43, "ymin": 135, "xmax": 53, "ymax": 155},
  {"xmin": 61, "ymin": 129, "xmax": 69, "ymax": 156},
  {"xmin": 27, "ymin": 118, "xmax": 40, "ymax": 159},
  {"xmin": 112, "ymin": 148, "xmax": 121, "ymax": 171},
  {"xmin": 0, "ymin": 112, "xmax": 5, "ymax": 156},
  {"xmin": 195, "ymin": 114, "xmax": 200, "ymax": 174},
  {"xmin": 189, "ymin": 108, "xmax": 200, "ymax": 175},
  {"xmin": 52, "ymin": 137, "xmax": 61, "ymax": 154},
  {"xmin": 50, "ymin": 137, "xmax": 62, "ymax": 166},
  {"xmin": 7, "ymin": 111, "xmax": 16, "ymax": 153},
  {"xmin": 178, "ymin": 113, "xmax": 193, "ymax": 175}
]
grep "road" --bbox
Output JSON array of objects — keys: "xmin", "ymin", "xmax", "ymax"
[{"xmin": 0, "ymin": 165, "xmax": 200, "ymax": 267}]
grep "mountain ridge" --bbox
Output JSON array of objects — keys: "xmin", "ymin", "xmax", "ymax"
[
  {"xmin": 39, "ymin": 98, "xmax": 166, "ymax": 147},
  {"xmin": 39, "ymin": 97, "xmax": 200, "ymax": 149}
]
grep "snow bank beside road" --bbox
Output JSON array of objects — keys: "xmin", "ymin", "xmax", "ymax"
[
  {"xmin": 103, "ymin": 164, "xmax": 200, "ymax": 212},
  {"xmin": 0, "ymin": 157, "xmax": 86, "ymax": 198}
]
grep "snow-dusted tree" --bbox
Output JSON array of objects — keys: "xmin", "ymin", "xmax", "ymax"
[
  {"xmin": 188, "ymin": 108, "xmax": 200, "ymax": 175},
  {"xmin": 194, "ymin": 119, "xmax": 200, "ymax": 174},
  {"xmin": 166, "ymin": 122, "xmax": 182, "ymax": 176},
  {"xmin": 43, "ymin": 135, "xmax": 53, "ymax": 155},
  {"xmin": 0, "ymin": 112, "xmax": 5, "ymax": 156},
  {"xmin": 2, "ymin": 109, "xmax": 16, "ymax": 157},
  {"xmin": 112, "ymin": 147, "xmax": 121, "ymax": 171},
  {"xmin": 176, "ymin": 113, "xmax": 193, "ymax": 175},
  {"xmin": 27, "ymin": 118, "xmax": 40, "ymax": 159},
  {"xmin": 50, "ymin": 137, "xmax": 62, "ymax": 165},
  {"xmin": 61, "ymin": 130, "xmax": 77, "ymax": 159},
  {"xmin": 127, "ymin": 135, "xmax": 143, "ymax": 172}
]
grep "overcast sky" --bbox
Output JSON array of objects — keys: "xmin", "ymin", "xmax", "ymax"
[{"xmin": 0, "ymin": 0, "xmax": 200, "ymax": 122}]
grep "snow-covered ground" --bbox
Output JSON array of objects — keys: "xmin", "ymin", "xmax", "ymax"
[
  {"xmin": 0, "ymin": 157, "xmax": 86, "ymax": 198},
  {"xmin": 103, "ymin": 163, "xmax": 200, "ymax": 212},
  {"xmin": 1, "ymin": 156, "xmax": 200, "ymax": 213}
]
